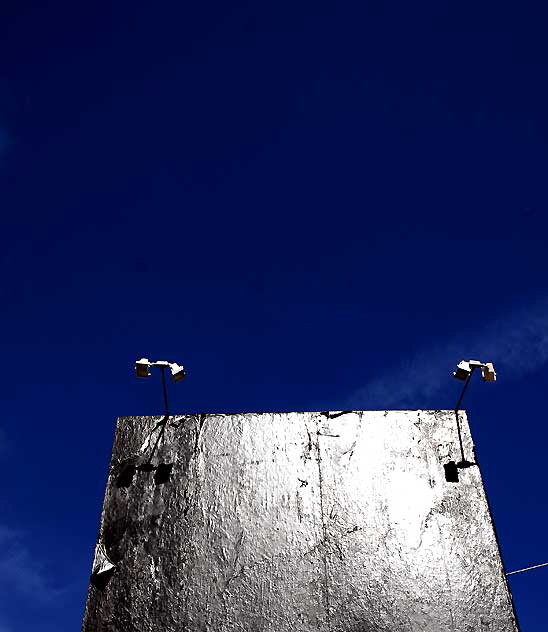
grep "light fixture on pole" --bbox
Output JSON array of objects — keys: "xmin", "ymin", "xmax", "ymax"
[
  {"xmin": 453, "ymin": 359, "xmax": 496, "ymax": 411},
  {"xmin": 452, "ymin": 359, "xmax": 496, "ymax": 468},
  {"xmin": 135, "ymin": 358, "xmax": 186, "ymax": 417},
  {"xmin": 135, "ymin": 358, "xmax": 187, "ymax": 467},
  {"xmin": 453, "ymin": 360, "xmax": 496, "ymax": 385}
]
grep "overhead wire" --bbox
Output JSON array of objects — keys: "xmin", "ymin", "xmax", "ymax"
[{"xmin": 506, "ymin": 562, "xmax": 548, "ymax": 576}]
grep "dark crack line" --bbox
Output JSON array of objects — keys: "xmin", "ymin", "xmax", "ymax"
[
  {"xmin": 436, "ymin": 517, "xmax": 456, "ymax": 632},
  {"xmin": 315, "ymin": 421, "xmax": 332, "ymax": 630},
  {"xmin": 320, "ymin": 410, "xmax": 354, "ymax": 419},
  {"xmin": 193, "ymin": 414, "xmax": 207, "ymax": 455},
  {"xmin": 145, "ymin": 415, "xmax": 169, "ymax": 465}
]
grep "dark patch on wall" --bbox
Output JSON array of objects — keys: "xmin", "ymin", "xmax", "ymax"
[
  {"xmin": 444, "ymin": 460, "xmax": 459, "ymax": 483},
  {"xmin": 154, "ymin": 463, "xmax": 174, "ymax": 485},
  {"xmin": 115, "ymin": 460, "xmax": 136, "ymax": 488},
  {"xmin": 137, "ymin": 462, "xmax": 156, "ymax": 473},
  {"xmin": 90, "ymin": 566, "xmax": 116, "ymax": 590}
]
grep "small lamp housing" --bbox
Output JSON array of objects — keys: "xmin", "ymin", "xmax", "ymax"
[
  {"xmin": 135, "ymin": 358, "xmax": 151, "ymax": 378},
  {"xmin": 170, "ymin": 363, "xmax": 186, "ymax": 383},
  {"xmin": 453, "ymin": 359, "xmax": 496, "ymax": 382},
  {"xmin": 481, "ymin": 362, "xmax": 496, "ymax": 382},
  {"xmin": 453, "ymin": 360, "xmax": 471, "ymax": 381}
]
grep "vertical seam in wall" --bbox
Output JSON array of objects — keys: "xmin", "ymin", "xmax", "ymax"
[{"xmin": 315, "ymin": 417, "xmax": 332, "ymax": 630}]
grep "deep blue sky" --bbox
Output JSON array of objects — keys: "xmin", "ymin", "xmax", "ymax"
[{"xmin": 1, "ymin": 2, "xmax": 548, "ymax": 630}]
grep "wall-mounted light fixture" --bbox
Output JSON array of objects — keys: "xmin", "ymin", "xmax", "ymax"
[{"xmin": 135, "ymin": 358, "xmax": 186, "ymax": 416}]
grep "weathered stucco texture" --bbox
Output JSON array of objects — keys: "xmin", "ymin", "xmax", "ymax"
[{"xmin": 82, "ymin": 410, "xmax": 519, "ymax": 632}]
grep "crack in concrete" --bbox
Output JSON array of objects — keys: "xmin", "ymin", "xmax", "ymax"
[
  {"xmin": 314, "ymin": 417, "xmax": 332, "ymax": 630},
  {"xmin": 320, "ymin": 410, "xmax": 354, "ymax": 419}
]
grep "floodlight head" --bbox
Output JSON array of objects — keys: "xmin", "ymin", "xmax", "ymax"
[
  {"xmin": 170, "ymin": 363, "xmax": 186, "ymax": 383},
  {"xmin": 135, "ymin": 358, "xmax": 151, "ymax": 378},
  {"xmin": 468, "ymin": 360, "xmax": 484, "ymax": 368},
  {"xmin": 453, "ymin": 358, "xmax": 496, "ymax": 382},
  {"xmin": 481, "ymin": 362, "xmax": 496, "ymax": 382},
  {"xmin": 453, "ymin": 360, "xmax": 471, "ymax": 381}
]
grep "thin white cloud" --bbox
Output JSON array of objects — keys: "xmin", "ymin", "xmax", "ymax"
[
  {"xmin": 349, "ymin": 295, "xmax": 548, "ymax": 409},
  {"xmin": 0, "ymin": 528, "xmax": 68, "ymax": 605}
]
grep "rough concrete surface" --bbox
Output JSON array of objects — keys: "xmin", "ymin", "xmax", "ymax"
[{"xmin": 82, "ymin": 410, "xmax": 519, "ymax": 631}]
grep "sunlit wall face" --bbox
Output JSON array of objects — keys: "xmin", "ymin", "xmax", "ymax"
[{"xmin": 83, "ymin": 410, "xmax": 518, "ymax": 632}]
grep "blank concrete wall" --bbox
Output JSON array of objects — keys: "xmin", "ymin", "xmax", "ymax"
[{"xmin": 82, "ymin": 410, "xmax": 519, "ymax": 632}]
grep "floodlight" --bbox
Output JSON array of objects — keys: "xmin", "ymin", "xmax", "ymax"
[
  {"xmin": 135, "ymin": 358, "xmax": 151, "ymax": 378},
  {"xmin": 481, "ymin": 362, "xmax": 496, "ymax": 383},
  {"xmin": 468, "ymin": 360, "xmax": 484, "ymax": 368},
  {"xmin": 453, "ymin": 361, "xmax": 471, "ymax": 381},
  {"xmin": 170, "ymin": 363, "xmax": 186, "ymax": 383},
  {"xmin": 134, "ymin": 357, "xmax": 187, "ymax": 418},
  {"xmin": 453, "ymin": 357, "xmax": 497, "ymax": 411},
  {"xmin": 453, "ymin": 359, "xmax": 497, "ymax": 383}
]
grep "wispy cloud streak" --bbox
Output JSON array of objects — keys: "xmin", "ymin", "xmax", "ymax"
[
  {"xmin": 0, "ymin": 527, "xmax": 68, "ymax": 605},
  {"xmin": 349, "ymin": 295, "xmax": 548, "ymax": 409}
]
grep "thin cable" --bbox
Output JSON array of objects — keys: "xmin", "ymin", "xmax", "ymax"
[{"xmin": 506, "ymin": 562, "xmax": 548, "ymax": 576}]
